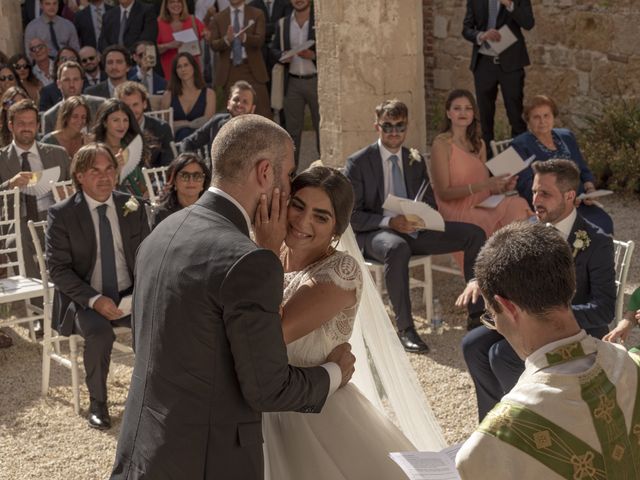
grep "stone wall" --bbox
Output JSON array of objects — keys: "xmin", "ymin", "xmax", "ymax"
[
  {"xmin": 427, "ymin": 0, "xmax": 640, "ymax": 140},
  {"xmin": 0, "ymin": 2, "xmax": 24, "ymax": 57},
  {"xmin": 315, "ymin": 0, "xmax": 427, "ymax": 168}
]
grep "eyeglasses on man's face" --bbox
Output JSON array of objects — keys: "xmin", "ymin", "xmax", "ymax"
[
  {"xmin": 480, "ymin": 311, "xmax": 497, "ymax": 330},
  {"xmin": 177, "ymin": 172, "xmax": 206, "ymax": 182},
  {"xmin": 378, "ymin": 122, "xmax": 407, "ymax": 134},
  {"xmin": 81, "ymin": 56, "xmax": 97, "ymax": 64},
  {"xmin": 30, "ymin": 44, "xmax": 46, "ymax": 53}
]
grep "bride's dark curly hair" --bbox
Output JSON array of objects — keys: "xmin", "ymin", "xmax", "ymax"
[{"xmin": 290, "ymin": 166, "xmax": 354, "ymax": 236}]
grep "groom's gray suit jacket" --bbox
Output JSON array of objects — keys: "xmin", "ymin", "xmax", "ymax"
[{"xmin": 111, "ymin": 190, "xmax": 330, "ymax": 480}]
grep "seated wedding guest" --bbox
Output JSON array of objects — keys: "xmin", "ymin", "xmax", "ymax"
[
  {"xmin": 9, "ymin": 54, "xmax": 43, "ymax": 105},
  {"xmin": 460, "ymin": 159, "xmax": 615, "ymax": 421},
  {"xmin": 42, "ymin": 95, "xmax": 90, "ymax": 158},
  {"xmin": 0, "ymin": 88, "xmax": 29, "ymax": 148},
  {"xmin": 431, "ymin": 89, "xmax": 531, "ymax": 282},
  {"xmin": 129, "ymin": 41, "xmax": 167, "ymax": 95},
  {"xmin": 91, "ymin": 98, "xmax": 152, "ymax": 197},
  {"xmin": 79, "ymin": 46, "xmax": 105, "ymax": 89},
  {"xmin": 114, "ymin": 81, "xmax": 173, "ymax": 167},
  {"xmin": 24, "ymin": 0, "xmax": 80, "ymax": 57},
  {"xmin": 181, "ymin": 79, "xmax": 256, "ymax": 157},
  {"xmin": 604, "ymin": 286, "xmax": 640, "ymax": 345},
  {"xmin": 159, "ymin": 52, "xmax": 215, "ymax": 141},
  {"xmin": 29, "ymin": 38, "xmax": 54, "ymax": 87},
  {"xmin": 344, "ymin": 99, "xmax": 486, "ymax": 351},
  {"xmin": 74, "ymin": 1, "xmax": 113, "ymax": 50},
  {"xmin": 455, "ymin": 221, "xmax": 640, "ymax": 479},
  {"xmin": 98, "ymin": 0, "xmax": 158, "ymax": 52},
  {"xmin": 511, "ymin": 94, "xmax": 614, "ymax": 234},
  {"xmin": 156, "ymin": 0, "xmax": 206, "ymax": 80},
  {"xmin": 39, "ymin": 47, "xmax": 80, "ymax": 113},
  {"xmin": 0, "ymin": 65, "xmax": 25, "ymax": 97},
  {"xmin": 46, "ymin": 142, "xmax": 150, "ymax": 429},
  {"xmin": 85, "ymin": 45, "xmax": 131, "ymax": 99},
  {"xmin": 152, "ymin": 152, "xmax": 210, "ymax": 228}
]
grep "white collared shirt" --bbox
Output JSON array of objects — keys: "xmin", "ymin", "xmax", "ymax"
[
  {"xmin": 228, "ymin": 4, "xmax": 247, "ymax": 61},
  {"xmin": 288, "ymin": 15, "xmax": 316, "ymax": 76},
  {"xmin": 12, "ymin": 141, "xmax": 52, "ymax": 213},
  {"xmin": 120, "ymin": 1, "xmax": 135, "ymax": 17},
  {"xmin": 84, "ymin": 192, "xmax": 132, "ymax": 308},
  {"xmin": 378, "ymin": 139, "xmax": 405, "ymax": 226},
  {"xmin": 553, "ymin": 208, "xmax": 577, "ymax": 242},
  {"xmin": 208, "ymin": 186, "xmax": 252, "ymax": 233}
]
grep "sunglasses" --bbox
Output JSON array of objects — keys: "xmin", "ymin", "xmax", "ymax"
[
  {"xmin": 177, "ymin": 172, "xmax": 206, "ymax": 182},
  {"xmin": 480, "ymin": 311, "xmax": 497, "ymax": 330},
  {"xmin": 378, "ymin": 122, "xmax": 407, "ymax": 134},
  {"xmin": 0, "ymin": 75, "xmax": 15, "ymax": 82},
  {"xmin": 81, "ymin": 56, "xmax": 96, "ymax": 63},
  {"xmin": 14, "ymin": 63, "xmax": 30, "ymax": 70},
  {"xmin": 30, "ymin": 44, "xmax": 46, "ymax": 53}
]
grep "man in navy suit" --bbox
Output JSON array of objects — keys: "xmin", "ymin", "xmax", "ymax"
[
  {"xmin": 344, "ymin": 100, "xmax": 486, "ymax": 353},
  {"xmin": 462, "ymin": 0, "xmax": 534, "ymax": 151},
  {"xmin": 98, "ymin": 0, "xmax": 158, "ymax": 52},
  {"xmin": 461, "ymin": 159, "xmax": 616, "ymax": 421},
  {"xmin": 74, "ymin": 0, "xmax": 113, "ymax": 50}
]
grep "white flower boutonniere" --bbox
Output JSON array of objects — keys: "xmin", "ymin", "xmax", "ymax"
[
  {"xmin": 123, "ymin": 196, "xmax": 139, "ymax": 217},
  {"xmin": 572, "ymin": 230, "xmax": 590, "ymax": 257},
  {"xmin": 409, "ymin": 148, "xmax": 422, "ymax": 166}
]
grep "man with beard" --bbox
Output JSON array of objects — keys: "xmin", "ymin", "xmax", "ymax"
[
  {"xmin": 460, "ymin": 159, "xmax": 616, "ymax": 421},
  {"xmin": 79, "ymin": 47, "xmax": 106, "ymax": 88},
  {"xmin": 85, "ymin": 45, "xmax": 131, "ymax": 99}
]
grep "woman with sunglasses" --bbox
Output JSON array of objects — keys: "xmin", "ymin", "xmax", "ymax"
[
  {"xmin": 152, "ymin": 152, "xmax": 211, "ymax": 228},
  {"xmin": 0, "ymin": 87, "xmax": 29, "ymax": 148},
  {"xmin": 8, "ymin": 54, "xmax": 43, "ymax": 105},
  {"xmin": 0, "ymin": 65, "xmax": 25, "ymax": 97}
]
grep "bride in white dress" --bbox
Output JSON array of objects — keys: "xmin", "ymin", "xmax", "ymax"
[{"xmin": 255, "ymin": 167, "xmax": 446, "ymax": 479}]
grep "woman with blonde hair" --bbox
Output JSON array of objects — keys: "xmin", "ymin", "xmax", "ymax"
[{"xmin": 42, "ymin": 96, "xmax": 90, "ymax": 158}]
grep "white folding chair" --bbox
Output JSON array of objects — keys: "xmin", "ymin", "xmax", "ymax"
[
  {"xmin": 612, "ymin": 239, "xmax": 635, "ymax": 326},
  {"xmin": 29, "ymin": 220, "xmax": 133, "ymax": 415},
  {"xmin": 142, "ymin": 166, "xmax": 169, "ymax": 205},
  {"xmin": 490, "ymin": 138, "xmax": 513, "ymax": 157},
  {"xmin": 147, "ymin": 107, "xmax": 174, "ymax": 133},
  {"xmin": 365, "ymin": 255, "xmax": 434, "ymax": 323},
  {"xmin": 50, "ymin": 180, "xmax": 76, "ymax": 203},
  {"xmin": 0, "ymin": 189, "xmax": 48, "ymax": 341},
  {"xmin": 39, "ymin": 112, "xmax": 46, "ymax": 137}
]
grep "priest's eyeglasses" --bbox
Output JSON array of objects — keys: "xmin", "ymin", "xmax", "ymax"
[{"xmin": 480, "ymin": 311, "xmax": 497, "ymax": 330}]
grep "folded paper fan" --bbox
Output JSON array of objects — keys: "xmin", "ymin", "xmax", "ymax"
[
  {"xmin": 119, "ymin": 135, "xmax": 143, "ymax": 182},
  {"xmin": 22, "ymin": 166, "xmax": 61, "ymax": 197}
]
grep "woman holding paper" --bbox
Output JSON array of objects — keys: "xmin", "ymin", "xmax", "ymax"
[
  {"xmin": 157, "ymin": 0, "xmax": 207, "ymax": 80},
  {"xmin": 511, "ymin": 95, "xmax": 613, "ymax": 234},
  {"xmin": 430, "ymin": 89, "xmax": 531, "ymax": 241}
]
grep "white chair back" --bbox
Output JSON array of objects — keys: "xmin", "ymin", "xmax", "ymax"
[
  {"xmin": 147, "ymin": 107, "xmax": 174, "ymax": 133},
  {"xmin": 490, "ymin": 138, "xmax": 513, "ymax": 157},
  {"xmin": 0, "ymin": 188, "xmax": 25, "ymax": 277},
  {"xmin": 613, "ymin": 239, "xmax": 635, "ymax": 326},
  {"xmin": 39, "ymin": 112, "xmax": 47, "ymax": 137},
  {"xmin": 50, "ymin": 180, "xmax": 76, "ymax": 203},
  {"xmin": 142, "ymin": 166, "xmax": 169, "ymax": 205}
]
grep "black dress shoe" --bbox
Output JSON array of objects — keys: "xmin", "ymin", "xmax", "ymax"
[
  {"xmin": 88, "ymin": 401, "xmax": 111, "ymax": 430},
  {"xmin": 397, "ymin": 327, "xmax": 430, "ymax": 353},
  {"xmin": 466, "ymin": 314, "xmax": 483, "ymax": 331}
]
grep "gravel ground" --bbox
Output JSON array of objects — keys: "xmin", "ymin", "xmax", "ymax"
[{"xmin": 0, "ymin": 133, "xmax": 638, "ymax": 478}]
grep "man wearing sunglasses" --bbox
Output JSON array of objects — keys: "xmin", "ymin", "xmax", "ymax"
[
  {"xmin": 344, "ymin": 99, "xmax": 486, "ymax": 354},
  {"xmin": 460, "ymin": 159, "xmax": 615, "ymax": 421},
  {"xmin": 455, "ymin": 221, "xmax": 636, "ymax": 479},
  {"xmin": 79, "ymin": 47, "xmax": 106, "ymax": 88},
  {"xmin": 28, "ymin": 38, "xmax": 54, "ymax": 87}
]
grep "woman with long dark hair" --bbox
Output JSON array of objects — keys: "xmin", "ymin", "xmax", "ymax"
[
  {"xmin": 159, "ymin": 52, "xmax": 215, "ymax": 141},
  {"xmin": 0, "ymin": 87, "xmax": 28, "ymax": 148},
  {"xmin": 152, "ymin": 152, "xmax": 211, "ymax": 228},
  {"xmin": 8, "ymin": 54, "xmax": 42, "ymax": 104},
  {"xmin": 0, "ymin": 64, "xmax": 25, "ymax": 97}
]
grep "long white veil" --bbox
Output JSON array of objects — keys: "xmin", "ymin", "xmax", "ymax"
[{"xmin": 337, "ymin": 227, "xmax": 447, "ymax": 451}]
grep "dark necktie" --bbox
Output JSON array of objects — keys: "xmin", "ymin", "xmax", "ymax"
[
  {"xmin": 48, "ymin": 20, "xmax": 60, "ymax": 53},
  {"xmin": 95, "ymin": 6, "xmax": 103, "ymax": 39},
  {"xmin": 232, "ymin": 9, "xmax": 243, "ymax": 66},
  {"xmin": 389, "ymin": 155, "xmax": 407, "ymax": 198},
  {"xmin": 118, "ymin": 9, "xmax": 128, "ymax": 45},
  {"xmin": 20, "ymin": 152, "xmax": 39, "ymax": 220},
  {"xmin": 97, "ymin": 204, "xmax": 119, "ymax": 303},
  {"xmin": 265, "ymin": 0, "xmax": 273, "ymax": 18}
]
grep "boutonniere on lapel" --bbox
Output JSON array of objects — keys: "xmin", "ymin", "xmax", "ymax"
[
  {"xmin": 409, "ymin": 148, "xmax": 422, "ymax": 166},
  {"xmin": 572, "ymin": 230, "xmax": 590, "ymax": 257},
  {"xmin": 123, "ymin": 196, "xmax": 139, "ymax": 217}
]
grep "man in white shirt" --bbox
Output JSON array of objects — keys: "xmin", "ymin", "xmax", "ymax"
[
  {"xmin": 85, "ymin": 45, "xmax": 131, "ymax": 99},
  {"xmin": 455, "ymin": 220, "xmax": 639, "ymax": 479},
  {"xmin": 28, "ymin": 37, "xmax": 55, "ymax": 87},
  {"xmin": 24, "ymin": 0, "xmax": 81, "ymax": 57},
  {"xmin": 46, "ymin": 143, "xmax": 150, "ymax": 429}
]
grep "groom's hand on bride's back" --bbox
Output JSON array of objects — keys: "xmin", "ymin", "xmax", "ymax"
[{"xmin": 326, "ymin": 342, "xmax": 356, "ymax": 387}]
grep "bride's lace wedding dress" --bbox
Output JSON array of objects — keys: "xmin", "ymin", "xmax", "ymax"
[{"xmin": 263, "ymin": 250, "xmax": 415, "ymax": 479}]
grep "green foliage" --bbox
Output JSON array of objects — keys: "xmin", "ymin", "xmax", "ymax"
[{"xmin": 578, "ymin": 99, "xmax": 640, "ymax": 194}]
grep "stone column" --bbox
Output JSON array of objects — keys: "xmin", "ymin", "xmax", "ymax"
[
  {"xmin": 315, "ymin": 0, "xmax": 427, "ymax": 168},
  {"xmin": 0, "ymin": 2, "xmax": 24, "ymax": 57}
]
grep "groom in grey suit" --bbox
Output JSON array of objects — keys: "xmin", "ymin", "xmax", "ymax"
[
  {"xmin": 344, "ymin": 99, "xmax": 486, "ymax": 353},
  {"xmin": 111, "ymin": 114, "xmax": 355, "ymax": 480}
]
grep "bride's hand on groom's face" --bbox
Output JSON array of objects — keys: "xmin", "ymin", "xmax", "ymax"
[
  {"xmin": 254, "ymin": 188, "xmax": 289, "ymax": 255},
  {"xmin": 326, "ymin": 342, "xmax": 356, "ymax": 388}
]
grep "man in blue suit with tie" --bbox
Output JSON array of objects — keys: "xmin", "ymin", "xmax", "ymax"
[{"xmin": 344, "ymin": 100, "xmax": 486, "ymax": 353}]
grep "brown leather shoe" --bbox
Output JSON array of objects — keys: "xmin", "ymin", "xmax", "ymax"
[{"xmin": 0, "ymin": 331, "xmax": 13, "ymax": 348}]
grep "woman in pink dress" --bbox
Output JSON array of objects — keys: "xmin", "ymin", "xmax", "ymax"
[
  {"xmin": 430, "ymin": 89, "xmax": 531, "ymax": 239},
  {"xmin": 157, "ymin": 0, "xmax": 206, "ymax": 80}
]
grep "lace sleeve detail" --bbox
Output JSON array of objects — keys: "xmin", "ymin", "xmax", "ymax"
[{"xmin": 311, "ymin": 251, "xmax": 362, "ymax": 297}]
